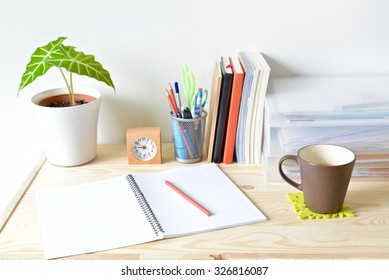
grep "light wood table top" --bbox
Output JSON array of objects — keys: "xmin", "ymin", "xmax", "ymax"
[{"xmin": 0, "ymin": 144, "xmax": 388, "ymax": 260}]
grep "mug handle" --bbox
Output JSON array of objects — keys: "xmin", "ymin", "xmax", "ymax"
[{"xmin": 278, "ymin": 155, "xmax": 302, "ymax": 190}]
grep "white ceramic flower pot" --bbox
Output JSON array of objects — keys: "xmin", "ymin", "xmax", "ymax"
[{"xmin": 31, "ymin": 87, "xmax": 101, "ymax": 166}]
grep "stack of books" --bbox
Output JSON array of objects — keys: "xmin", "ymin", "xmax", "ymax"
[
  {"xmin": 263, "ymin": 75, "xmax": 389, "ymax": 183},
  {"xmin": 207, "ymin": 52, "xmax": 271, "ymax": 164}
]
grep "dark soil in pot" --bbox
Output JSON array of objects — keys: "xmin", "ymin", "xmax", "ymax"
[{"xmin": 38, "ymin": 94, "xmax": 96, "ymax": 107}]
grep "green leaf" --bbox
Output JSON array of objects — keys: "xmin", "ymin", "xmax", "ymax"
[
  {"xmin": 45, "ymin": 44, "xmax": 116, "ymax": 92},
  {"xmin": 18, "ymin": 37, "xmax": 67, "ymax": 94}
]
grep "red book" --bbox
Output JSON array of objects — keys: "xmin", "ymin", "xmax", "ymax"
[{"xmin": 223, "ymin": 57, "xmax": 245, "ymax": 164}]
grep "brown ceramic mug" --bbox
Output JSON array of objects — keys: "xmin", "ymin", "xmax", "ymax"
[{"xmin": 278, "ymin": 144, "xmax": 356, "ymax": 214}]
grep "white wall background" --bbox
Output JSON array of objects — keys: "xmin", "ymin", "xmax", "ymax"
[{"xmin": 1, "ymin": 0, "xmax": 389, "ymax": 191}]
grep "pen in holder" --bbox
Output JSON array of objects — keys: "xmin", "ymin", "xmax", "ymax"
[{"xmin": 170, "ymin": 111, "xmax": 207, "ymax": 163}]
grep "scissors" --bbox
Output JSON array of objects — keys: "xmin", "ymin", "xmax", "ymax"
[
  {"xmin": 181, "ymin": 64, "xmax": 196, "ymax": 110},
  {"xmin": 191, "ymin": 88, "xmax": 208, "ymax": 118}
]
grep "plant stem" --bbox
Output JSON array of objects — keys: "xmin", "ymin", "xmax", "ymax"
[
  {"xmin": 70, "ymin": 72, "xmax": 74, "ymax": 97},
  {"xmin": 59, "ymin": 68, "xmax": 75, "ymax": 106}
]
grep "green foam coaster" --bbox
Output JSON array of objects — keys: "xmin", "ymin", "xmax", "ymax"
[{"xmin": 288, "ymin": 192, "xmax": 355, "ymax": 220}]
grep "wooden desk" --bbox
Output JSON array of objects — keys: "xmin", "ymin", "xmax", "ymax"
[{"xmin": 0, "ymin": 144, "xmax": 388, "ymax": 260}]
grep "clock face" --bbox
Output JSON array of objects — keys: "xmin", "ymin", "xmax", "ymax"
[{"xmin": 131, "ymin": 137, "xmax": 158, "ymax": 161}]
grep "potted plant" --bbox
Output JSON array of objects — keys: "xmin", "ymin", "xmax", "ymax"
[{"xmin": 18, "ymin": 36, "xmax": 115, "ymax": 166}]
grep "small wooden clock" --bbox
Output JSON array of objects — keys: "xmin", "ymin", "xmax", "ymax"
[{"xmin": 126, "ymin": 127, "xmax": 162, "ymax": 164}]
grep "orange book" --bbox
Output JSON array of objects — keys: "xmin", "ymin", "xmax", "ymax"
[{"xmin": 223, "ymin": 57, "xmax": 245, "ymax": 164}]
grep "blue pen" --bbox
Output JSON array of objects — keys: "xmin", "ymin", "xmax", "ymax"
[{"xmin": 174, "ymin": 82, "xmax": 183, "ymax": 116}]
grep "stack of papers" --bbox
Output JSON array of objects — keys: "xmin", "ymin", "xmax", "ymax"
[{"xmin": 263, "ymin": 75, "xmax": 389, "ymax": 183}]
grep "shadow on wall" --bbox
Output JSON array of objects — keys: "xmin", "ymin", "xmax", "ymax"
[
  {"xmin": 99, "ymin": 94, "xmax": 167, "ymax": 144},
  {"xmin": 263, "ymin": 54, "xmax": 298, "ymax": 77}
]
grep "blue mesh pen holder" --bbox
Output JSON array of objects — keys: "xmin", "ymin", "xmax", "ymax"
[{"xmin": 170, "ymin": 111, "xmax": 207, "ymax": 163}]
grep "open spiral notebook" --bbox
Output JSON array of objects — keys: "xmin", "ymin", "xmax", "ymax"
[{"xmin": 35, "ymin": 163, "xmax": 267, "ymax": 259}]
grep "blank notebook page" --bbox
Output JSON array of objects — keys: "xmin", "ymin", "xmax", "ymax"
[
  {"xmin": 133, "ymin": 163, "xmax": 267, "ymax": 237},
  {"xmin": 35, "ymin": 176, "xmax": 162, "ymax": 259}
]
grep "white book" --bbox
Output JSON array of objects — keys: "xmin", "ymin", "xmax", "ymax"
[
  {"xmin": 35, "ymin": 163, "xmax": 267, "ymax": 259},
  {"xmin": 235, "ymin": 52, "xmax": 270, "ymax": 164},
  {"xmin": 247, "ymin": 52, "xmax": 271, "ymax": 164},
  {"xmin": 235, "ymin": 52, "xmax": 255, "ymax": 163}
]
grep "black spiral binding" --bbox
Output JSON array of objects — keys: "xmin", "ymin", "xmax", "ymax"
[{"xmin": 125, "ymin": 174, "xmax": 164, "ymax": 236}]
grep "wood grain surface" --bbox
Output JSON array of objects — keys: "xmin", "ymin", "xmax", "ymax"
[
  {"xmin": 0, "ymin": 144, "xmax": 388, "ymax": 260},
  {"xmin": 0, "ymin": 153, "xmax": 46, "ymax": 232}
]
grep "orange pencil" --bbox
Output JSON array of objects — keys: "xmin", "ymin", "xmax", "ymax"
[
  {"xmin": 165, "ymin": 90, "xmax": 194, "ymax": 158},
  {"xmin": 164, "ymin": 180, "xmax": 211, "ymax": 216},
  {"xmin": 169, "ymin": 83, "xmax": 179, "ymax": 113},
  {"xmin": 165, "ymin": 89, "xmax": 179, "ymax": 117}
]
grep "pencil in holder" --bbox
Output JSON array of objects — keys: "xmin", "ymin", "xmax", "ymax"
[{"xmin": 170, "ymin": 111, "xmax": 207, "ymax": 163}]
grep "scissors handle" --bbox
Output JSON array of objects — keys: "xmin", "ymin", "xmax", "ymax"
[
  {"xmin": 201, "ymin": 89, "xmax": 208, "ymax": 107},
  {"xmin": 181, "ymin": 65, "xmax": 190, "ymax": 99},
  {"xmin": 181, "ymin": 64, "xmax": 196, "ymax": 110},
  {"xmin": 191, "ymin": 88, "xmax": 205, "ymax": 118}
]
